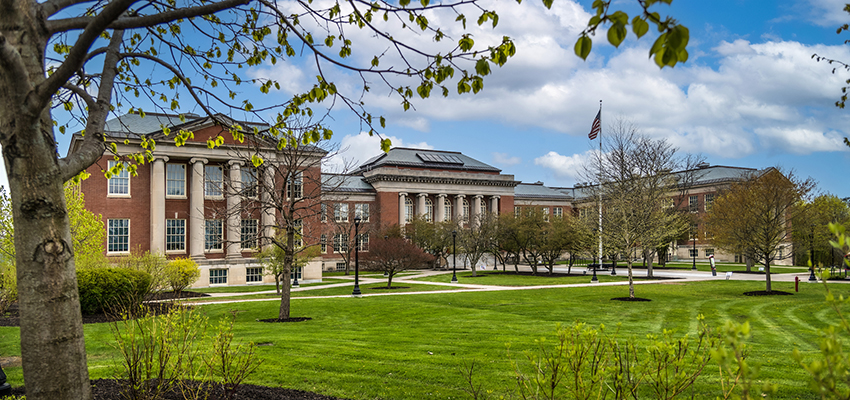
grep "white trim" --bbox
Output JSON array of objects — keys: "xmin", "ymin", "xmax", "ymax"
[
  {"xmin": 106, "ymin": 218, "xmax": 131, "ymax": 255},
  {"xmin": 165, "ymin": 163, "xmax": 187, "ymax": 199},
  {"xmin": 107, "ymin": 160, "xmax": 131, "ymax": 198}
]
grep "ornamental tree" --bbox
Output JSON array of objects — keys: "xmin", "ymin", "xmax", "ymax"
[{"xmin": 361, "ymin": 236, "xmax": 433, "ymax": 288}]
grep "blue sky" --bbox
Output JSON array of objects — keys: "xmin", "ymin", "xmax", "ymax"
[{"xmin": 38, "ymin": 0, "xmax": 850, "ymax": 198}]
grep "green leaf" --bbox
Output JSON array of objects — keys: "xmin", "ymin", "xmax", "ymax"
[
  {"xmin": 607, "ymin": 23, "xmax": 627, "ymax": 48},
  {"xmin": 541, "ymin": 0, "xmax": 553, "ymax": 9},
  {"xmin": 632, "ymin": 17, "xmax": 649, "ymax": 38},
  {"xmin": 574, "ymin": 35, "xmax": 592, "ymax": 60},
  {"xmin": 380, "ymin": 138, "xmax": 392, "ymax": 152}
]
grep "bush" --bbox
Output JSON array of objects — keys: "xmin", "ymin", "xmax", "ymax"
[
  {"xmin": 77, "ymin": 268, "xmax": 152, "ymax": 314},
  {"xmin": 118, "ymin": 248, "xmax": 169, "ymax": 292},
  {"xmin": 0, "ymin": 260, "xmax": 16, "ymax": 314},
  {"xmin": 166, "ymin": 258, "xmax": 200, "ymax": 293}
]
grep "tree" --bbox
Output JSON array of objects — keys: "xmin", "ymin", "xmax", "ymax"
[
  {"xmin": 494, "ymin": 213, "xmax": 524, "ymax": 272},
  {"xmin": 323, "ymin": 199, "xmax": 377, "ymax": 275},
  {"xmin": 256, "ymin": 239, "xmax": 321, "ymax": 295},
  {"xmin": 581, "ymin": 121, "xmax": 698, "ymax": 298},
  {"xmin": 792, "ymin": 194, "xmax": 850, "ymax": 267},
  {"xmin": 407, "ymin": 217, "xmax": 455, "ymax": 269},
  {"xmin": 0, "ymin": 0, "xmax": 685, "ymax": 395},
  {"xmin": 361, "ymin": 236, "xmax": 433, "ymax": 288},
  {"xmin": 706, "ymin": 168, "xmax": 815, "ymax": 292},
  {"xmin": 458, "ymin": 214, "xmax": 497, "ymax": 276}
]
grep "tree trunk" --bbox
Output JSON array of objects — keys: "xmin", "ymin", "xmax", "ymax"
[
  {"xmin": 646, "ymin": 250, "xmax": 655, "ymax": 278},
  {"xmin": 1, "ymin": 6, "xmax": 93, "ymax": 397},
  {"xmin": 278, "ymin": 223, "xmax": 296, "ymax": 319},
  {"xmin": 764, "ymin": 262, "xmax": 772, "ymax": 293},
  {"xmin": 278, "ymin": 269, "xmax": 292, "ymax": 319},
  {"xmin": 628, "ymin": 260, "xmax": 635, "ymax": 299},
  {"xmin": 387, "ymin": 272, "xmax": 393, "ymax": 288}
]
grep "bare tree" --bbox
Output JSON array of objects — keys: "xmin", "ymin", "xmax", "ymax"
[
  {"xmin": 458, "ymin": 214, "xmax": 497, "ymax": 276},
  {"xmin": 322, "ymin": 197, "xmax": 379, "ymax": 275},
  {"xmin": 581, "ymin": 120, "xmax": 700, "ymax": 298},
  {"xmin": 407, "ymin": 216, "xmax": 456, "ymax": 269},
  {"xmin": 361, "ymin": 236, "xmax": 434, "ymax": 288},
  {"xmin": 706, "ymin": 168, "xmax": 815, "ymax": 292}
]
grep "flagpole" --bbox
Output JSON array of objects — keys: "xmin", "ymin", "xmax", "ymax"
[{"xmin": 597, "ymin": 100, "xmax": 603, "ymax": 268}]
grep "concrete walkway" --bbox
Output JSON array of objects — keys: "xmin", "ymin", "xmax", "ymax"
[{"xmin": 183, "ymin": 264, "xmax": 839, "ymax": 306}]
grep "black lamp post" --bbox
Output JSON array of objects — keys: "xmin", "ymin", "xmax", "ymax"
[
  {"xmin": 809, "ymin": 225, "xmax": 817, "ymax": 282},
  {"xmin": 692, "ymin": 228, "xmax": 697, "ymax": 271},
  {"xmin": 591, "ymin": 258, "xmax": 598, "ymax": 282},
  {"xmin": 452, "ymin": 230, "xmax": 458, "ymax": 283},
  {"xmin": 352, "ymin": 216, "xmax": 362, "ymax": 296}
]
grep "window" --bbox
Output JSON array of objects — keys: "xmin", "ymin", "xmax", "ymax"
[
  {"xmin": 241, "ymin": 168, "xmax": 258, "ymax": 198},
  {"xmin": 246, "ymin": 267, "xmax": 263, "ymax": 283},
  {"xmin": 107, "ymin": 160, "xmax": 130, "ymax": 196},
  {"xmin": 514, "ymin": 206, "xmax": 521, "ymax": 217},
  {"xmin": 543, "ymin": 207, "xmax": 550, "ymax": 222},
  {"xmin": 424, "ymin": 199, "xmax": 433, "ymax": 222},
  {"xmin": 735, "ymin": 254, "xmax": 743, "ymax": 263},
  {"xmin": 107, "ymin": 219, "xmax": 130, "ymax": 253},
  {"xmin": 480, "ymin": 201, "xmax": 486, "ymax": 216},
  {"xmin": 704, "ymin": 194, "xmax": 715, "ymax": 211},
  {"xmin": 290, "ymin": 267, "xmax": 302, "ymax": 281},
  {"xmin": 204, "ymin": 220, "xmax": 223, "ymax": 251},
  {"xmin": 205, "ymin": 165, "xmax": 224, "ymax": 197},
  {"xmin": 444, "ymin": 198, "xmax": 453, "ymax": 221},
  {"xmin": 462, "ymin": 199, "xmax": 470, "ymax": 223},
  {"xmin": 404, "ymin": 198, "xmax": 414, "ymax": 223},
  {"xmin": 209, "ymin": 269, "xmax": 227, "ymax": 285},
  {"xmin": 333, "ymin": 234, "xmax": 349, "ymax": 253},
  {"xmin": 357, "ymin": 233, "xmax": 369, "ymax": 252},
  {"xmin": 166, "ymin": 164, "xmax": 185, "ymax": 197},
  {"xmin": 689, "ymin": 195, "xmax": 698, "ymax": 213},
  {"xmin": 705, "ymin": 248, "xmax": 715, "ymax": 257},
  {"xmin": 321, "ymin": 204, "xmax": 328, "ymax": 222},
  {"xmin": 294, "ymin": 219, "xmax": 303, "ymax": 248},
  {"xmin": 335, "ymin": 262, "xmax": 346, "ymax": 271},
  {"xmin": 554, "ymin": 207, "xmax": 563, "ymax": 218},
  {"xmin": 778, "ymin": 247, "xmax": 784, "ymax": 259},
  {"xmin": 165, "ymin": 219, "xmax": 185, "ymax": 252},
  {"xmin": 355, "ymin": 203, "xmax": 370, "ymax": 222},
  {"xmin": 320, "ymin": 234, "xmax": 327, "ymax": 253},
  {"xmin": 287, "ymin": 171, "xmax": 303, "ymax": 199},
  {"xmin": 241, "ymin": 219, "xmax": 258, "ymax": 249},
  {"xmin": 689, "ymin": 249, "xmax": 698, "ymax": 258},
  {"xmin": 579, "ymin": 208, "xmax": 589, "ymax": 219},
  {"xmin": 335, "ymin": 203, "xmax": 349, "ymax": 222}
]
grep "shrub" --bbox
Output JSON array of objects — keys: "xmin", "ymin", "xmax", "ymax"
[
  {"xmin": 166, "ymin": 258, "xmax": 200, "ymax": 293},
  {"xmin": 0, "ymin": 260, "xmax": 16, "ymax": 314},
  {"xmin": 118, "ymin": 247, "xmax": 169, "ymax": 292},
  {"xmin": 77, "ymin": 268, "xmax": 152, "ymax": 314}
]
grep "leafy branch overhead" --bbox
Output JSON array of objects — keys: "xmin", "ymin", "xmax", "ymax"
[{"xmin": 575, "ymin": 0, "xmax": 689, "ymax": 68}]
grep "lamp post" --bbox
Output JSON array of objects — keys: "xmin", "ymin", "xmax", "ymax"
[
  {"xmin": 452, "ymin": 230, "xmax": 458, "ymax": 283},
  {"xmin": 591, "ymin": 257, "xmax": 598, "ymax": 282},
  {"xmin": 692, "ymin": 227, "xmax": 697, "ymax": 271},
  {"xmin": 352, "ymin": 216, "xmax": 362, "ymax": 296}
]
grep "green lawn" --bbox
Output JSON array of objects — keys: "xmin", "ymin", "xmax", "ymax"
[
  {"xmin": 193, "ymin": 281, "xmax": 336, "ymax": 294},
  {"xmin": 0, "ymin": 280, "xmax": 846, "ymax": 399},
  {"xmin": 411, "ymin": 270, "xmax": 644, "ymax": 286},
  {"xmin": 656, "ymin": 262, "xmax": 811, "ymax": 274},
  {"xmin": 184, "ymin": 282, "xmax": 465, "ymax": 302}
]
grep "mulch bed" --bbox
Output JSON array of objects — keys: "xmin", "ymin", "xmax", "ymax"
[
  {"xmin": 611, "ymin": 297, "xmax": 652, "ymax": 302},
  {"xmin": 0, "ymin": 291, "xmax": 209, "ymax": 327},
  {"xmin": 4, "ymin": 378, "xmax": 348, "ymax": 400},
  {"xmin": 369, "ymin": 286, "xmax": 410, "ymax": 290},
  {"xmin": 743, "ymin": 290, "xmax": 794, "ymax": 296},
  {"xmin": 258, "ymin": 317, "xmax": 312, "ymax": 323},
  {"xmin": 476, "ymin": 271, "xmax": 678, "ymax": 280}
]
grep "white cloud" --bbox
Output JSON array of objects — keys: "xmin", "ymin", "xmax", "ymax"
[
  {"xmin": 805, "ymin": 0, "xmax": 850, "ymax": 27},
  {"xmin": 492, "ymin": 152, "xmax": 521, "ymax": 166},
  {"xmin": 324, "ymin": 132, "xmax": 432, "ymax": 173},
  {"xmin": 533, "ymin": 150, "xmax": 594, "ymax": 184}
]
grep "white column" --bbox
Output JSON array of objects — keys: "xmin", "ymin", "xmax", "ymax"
[
  {"xmin": 189, "ymin": 157, "xmax": 208, "ymax": 261},
  {"xmin": 150, "ymin": 156, "xmax": 168, "ymax": 254},
  {"xmin": 398, "ymin": 192, "xmax": 408, "ymax": 225},
  {"xmin": 454, "ymin": 194, "xmax": 465, "ymax": 223},
  {"xmin": 490, "ymin": 196, "xmax": 500, "ymax": 214},
  {"xmin": 227, "ymin": 160, "xmax": 243, "ymax": 259},
  {"xmin": 435, "ymin": 194, "xmax": 447, "ymax": 223},
  {"xmin": 417, "ymin": 193, "xmax": 428, "ymax": 218},
  {"xmin": 262, "ymin": 166, "xmax": 276, "ymax": 249},
  {"xmin": 472, "ymin": 195, "xmax": 483, "ymax": 226}
]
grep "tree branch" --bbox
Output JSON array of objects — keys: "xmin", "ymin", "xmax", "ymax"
[
  {"xmin": 41, "ymin": 0, "xmax": 95, "ymax": 18},
  {"xmin": 120, "ymin": 52, "xmax": 217, "ymax": 118},
  {"xmin": 47, "ymin": 0, "xmax": 251, "ymax": 34},
  {"xmin": 61, "ymin": 83, "xmax": 96, "ymax": 109},
  {"xmin": 0, "ymin": 32, "xmax": 33, "ymax": 100},
  {"xmin": 30, "ymin": 0, "xmax": 137, "ymax": 116}
]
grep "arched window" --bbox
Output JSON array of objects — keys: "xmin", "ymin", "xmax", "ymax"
[
  {"xmin": 405, "ymin": 197, "xmax": 414, "ymax": 223},
  {"xmin": 444, "ymin": 198, "xmax": 453, "ymax": 222},
  {"xmin": 424, "ymin": 198, "xmax": 433, "ymax": 222},
  {"xmin": 480, "ymin": 201, "xmax": 486, "ymax": 216},
  {"xmin": 462, "ymin": 199, "xmax": 470, "ymax": 223}
]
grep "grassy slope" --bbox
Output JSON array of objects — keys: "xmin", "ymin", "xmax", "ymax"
[{"xmin": 0, "ymin": 279, "xmax": 845, "ymax": 399}]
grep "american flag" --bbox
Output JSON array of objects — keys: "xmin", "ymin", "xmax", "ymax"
[{"xmin": 589, "ymin": 109, "xmax": 601, "ymax": 140}]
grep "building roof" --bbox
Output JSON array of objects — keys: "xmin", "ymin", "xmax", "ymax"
[
  {"xmin": 354, "ymin": 147, "xmax": 501, "ymax": 173},
  {"xmin": 515, "ymin": 182, "xmax": 572, "ymax": 199},
  {"xmin": 322, "ymin": 174, "xmax": 375, "ymax": 193},
  {"xmin": 77, "ymin": 112, "xmax": 269, "ymax": 139}
]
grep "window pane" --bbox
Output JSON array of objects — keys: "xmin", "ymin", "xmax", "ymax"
[
  {"xmin": 165, "ymin": 219, "xmax": 185, "ymax": 251},
  {"xmin": 205, "ymin": 220, "xmax": 223, "ymax": 251},
  {"xmin": 241, "ymin": 169, "xmax": 257, "ymax": 198},
  {"xmin": 246, "ymin": 267, "xmax": 263, "ymax": 283},
  {"xmin": 209, "ymin": 269, "xmax": 228, "ymax": 285},
  {"xmin": 205, "ymin": 166, "xmax": 223, "ymax": 197},
  {"xmin": 166, "ymin": 164, "xmax": 185, "ymax": 196},
  {"xmin": 108, "ymin": 160, "xmax": 130, "ymax": 195},
  {"xmin": 241, "ymin": 219, "xmax": 258, "ymax": 249},
  {"xmin": 107, "ymin": 219, "xmax": 130, "ymax": 253}
]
